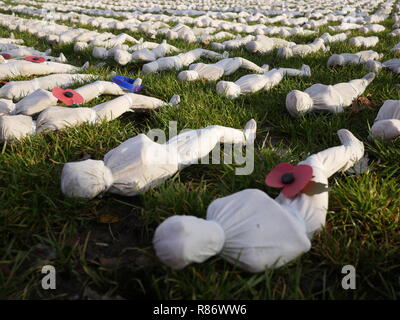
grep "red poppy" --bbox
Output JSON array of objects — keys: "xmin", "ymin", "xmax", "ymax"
[
  {"xmin": 0, "ymin": 53, "xmax": 12, "ymax": 59},
  {"xmin": 24, "ymin": 56, "xmax": 46, "ymax": 63},
  {"xmin": 265, "ymin": 162, "xmax": 313, "ymax": 198},
  {"xmin": 52, "ymin": 88, "xmax": 84, "ymax": 106}
]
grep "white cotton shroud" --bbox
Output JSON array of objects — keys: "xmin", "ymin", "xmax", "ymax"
[
  {"xmin": 15, "ymin": 89, "xmax": 58, "ymax": 116},
  {"xmin": 0, "ymin": 74, "xmax": 94, "ymax": 100},
  {"xmin": 371, "ymin": 100, "xmax": 400, "ymax": 140},
  {"xmin": 61, "ymin": 134, "xmax": 179, "ymax": 199},
  {"xmin": 35, "ymin": 106, "xmax": 96, "ymax": 133},
  {"xmin": 153, "ymin": 189, "xmax": 311, "ymax": 272},
  {"xmin": 0, "ymin": 114, "xmax": 35, "ymax": 141},
  {"xmin": 0, "ymin": 99, "xmax": 15, "ymax": 116},
  {"xmin": 0, "ymin": 60, "xmax": 82, "ymax": 80}
]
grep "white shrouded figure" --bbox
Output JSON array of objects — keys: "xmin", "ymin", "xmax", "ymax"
[
  {"xmin": 0, "ymin": 74, "xmax": 95, "ymax": 100},
  {"xmin": 15, "ymin": 80, "xmax": 125, "ymax": 116},
  {"xmin": 348, "ymin": 36, "xmax": 379, "ymax": 48},
  {"xmin": 178, "ymin": 57, "xmax": 269, "ymax": 82},
  {"xmin": 60, "ymin": 119, "xmax": 257, "ymax": 199},
  {"xmin": 216, "ymin": 65, "xmax": 311, "ymax": 99},
  {"xmin": 153, "ymin": 129, "xmax": 364, "ymax": 272},
  {"xmin": 142, "ymin": 48, "xmax": 228, "ymax": 73},
  {"xmin": 286, "ymin": 73, "xmax": 375, "ymax": 117},
  {"xmin": 327, "ymin": 51, "xmax": 383, "ymax": 68},
  {"xmin": 370, "ymin": 100, "xmax": 400, "ymax": 140},
  {"xmin": 277, "ymin": 38, "xmax": 329, "ymax": 58},
  {"xmin": 0, "ymin": 60, "xmax": 89, "ymax": 80},
  {"xmin": 245, "ymin": 36, "xmax": 295, "ymax": 54}
]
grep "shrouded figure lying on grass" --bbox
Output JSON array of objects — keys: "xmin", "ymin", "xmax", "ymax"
[
  {"xmin": 0, "ymin": 90, "xmax": 180, "ymax": 141},
  {"xmin": 348, "ymin": 36, "xmax": 379, "ymax": 48},
  {"xmin": 216, "ymin": 65, "xmax": 311, "ymax": 99},
  {"xmin": 286, "ymin": 72, "xmax": 375, "ymax": 117},
  {"xmin": 0, "ymin": 46, "xmax": 67, "ymax": 62},
  {"xmin": 153, "ymin": 129, "xmax": 364, "ymax": 272},
  {"xmin": 178, "ymin": 57, "xmax": 269, "ymax": 81},
  {"xmin": 142, "ymin": 48, "xmax": 228, "ymax": 73},
  {"xmin": 14, "ymin": 80, "xmax": 127, "ymax": 116},
  {"xmin": 277, "ymin": 38, "xmax": 329, "ymax": 58},
  {"xmin": 370, "ymin": 100, "xmax": 400, "ymax": 140},
  {"xmin": 61, "ymin": 119, "xmax": 257, "ymax": 199},
  {"xmin": 327, "ymin": 50, "xmax": 383, "ymax": 68},
  {"xmin": 0, "ymin": 59, "xmax": 89, "ymax": 80},
  {"xmin": 0, "ymin": 73, "xmax": 95, "ymax": 100}
]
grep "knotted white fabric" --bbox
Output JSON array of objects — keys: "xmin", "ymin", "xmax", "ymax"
[
  {"xmin": 178, "ymin": 57, "xmax": 268, "ymax": 81},
  {"xmin": 0, "ymin": 98, "xmax": 15, "ymax": 116},
  {"xmin": 286, "ymin": 73, "xmax": 375, "ymax": 117},
  {"xmin": 245, "ymin": 36, "xmax": 295, "ymax": 54},
  {"xmin": 216, "ymin": 65, "xmax": 311, "ymax": 99},
  {"xmin": 153, "ymin": 129, "xmax": 365, "ymax": 272},
  {"xmin": 61, "ymin": 119, "xmax": 257, "ymax": 199},
  {"xmin": 371, "ymin": 100, "xmax": 400, "ymax": 140}
]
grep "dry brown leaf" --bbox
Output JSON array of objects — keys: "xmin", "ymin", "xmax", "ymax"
[
  {"xmin": 99, "ymin": 214, "xmax": 119, "ymax": 224},
  {"xmin": 351, "ymin": 95, "xmax": 376, "ymax": 114}
]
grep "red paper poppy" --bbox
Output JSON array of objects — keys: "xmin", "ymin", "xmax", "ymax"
[
  {"xmin": 0, "ymin": 53, "xmax": 12, "ymax": 59},
  {"xmin": 265, "ymin": 162, "xmax": 313, "ymax": 198},
  {"xmin": 24, "ymin": 56, "xmax": 46, "ymax": 63},
  {"xmin": 52, "ymin": 88, "xmax": 84, "ymax": 106}
]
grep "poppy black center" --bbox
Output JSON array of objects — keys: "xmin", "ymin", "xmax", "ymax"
[
  {"xmin": 281, "ymin": 172, "xmax": 295, "ymax": 184},
  {"xmin": 33, "ymin": 57, "xmax": 39, "ymax": 60},
  {"xmin": 64, "ymin": 92, "xmax": 74, "ymax": 98}
]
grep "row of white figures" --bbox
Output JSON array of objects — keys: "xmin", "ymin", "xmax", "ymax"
[
  {"xmin": 0, "ymin": 78, "xmax": 180, "ymax": 141},
  {"xmin": 154, "ymin": 130, "xmax": 364, "ymax": 272},
  {"xmin": 61, "ymin": 119, "xmax": 257, "ymax": 199}
]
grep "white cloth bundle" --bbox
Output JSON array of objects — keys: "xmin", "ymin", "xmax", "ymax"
[
  {"xmin": 93, "ymin": 92, "xmax": 180, "ymax": 121},
  {"xmin": 286, "ymin": 73, "xmax": 375, "ymax": 117},
  {"xmin": 0, "ymin": 74, "xmax": 95, "ymax": 100},
  {"xmin": 364, "ymin": 60, "xmax": 384, "ymax": 72},
  {"xmin": 328, "ymin": 23, "xmax": 362, "ymax": 32},
  {"xmin": 320, "ymin": 32, "xmax": 350, "ymax": 44},
  {"xmin": 14, "ymin": 89, "xmax": 58, "ymax": 116},
  {"xmin": 327, "ymin": 50, "xmax": 383, "ymax": 67},
  {"xmin": 178, "ymin": 57, "xmax": 268, "ymax": 81},
  {"xmin": 348, "ymin": 36, "xmax": 379, "ymax": 48},
  {"xmin": 216, "ymin": 65, "xmax": 311, "ymax": 99},
  {"xmin": 35, "ymin": 106, "xmax": 97, "ymax": 133},
  {"xmin": 14, "ymin": 80, "xmax": 123, "ymax": 116},
  {"xmin": 211, "ymin": 35, "xmax": 255, "ymax": 51},
  {"xmin": 391, "ymin": 42, "xmax": 400, "ymax": 55},
  {"xmin": 142, "ymin": 49, "xmax": 228, "ymax": 73},
  {"xmin": 277, "ymin": 38, "xmax": 329, "ymax": 58},
  {"xmin": 61, "ymin": 119, "xmax": 257, "ymax": 199},
  {"xmin": 130, "ymin": 41, "xmax": 180, "ymax": 63},
  {"xmin": 382, "ymin": 59, "xmax": 400, "ymax": 73},
  {"xmin": 0, "ymin": 60, "xmax": 87, "ymax": 80},
  {"xmin": 245, "ymin": 36, "xmax": 295, "ymax": 54},
  {"xmin": 0, "ymin": 36, "xmax": 23, "ymax": 45},
  {"xmin": 0, "ymin": 98, "xmax": 15, "ymax": 116},
  {"xmin": 153, "ymin": 129, "xmax": 364, "ymax": 272},
  {"xmin": 90, "ymin": 33, "xmax": 138, "ymax": 48},
  {"xmin": 0, "ymin": 114, "xmax": 35, "ymax": 141},
  {"xmin": 371, "ymin": 100, "xmax": 400, "ymax": 139},
  {"xmin": 359, "ymin": 24, "xmax": 385, "ymax": 33}
]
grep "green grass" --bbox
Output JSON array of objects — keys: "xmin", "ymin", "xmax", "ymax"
[{"xmin": 1, "ymin": 9, "xmax": 400, "ymax": 300}]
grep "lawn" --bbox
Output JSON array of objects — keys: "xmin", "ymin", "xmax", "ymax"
[{"xmin": 0, "ymin": 8, "xmax": 400, "ymax": 300}]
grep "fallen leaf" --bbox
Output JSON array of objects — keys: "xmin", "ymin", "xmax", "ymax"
[
  {"xmin": 302, "ymin": 181, "xmax": 329, "ymax": 196},
  {"xmin": 99, "ymin": 215, "xmax": 119, "ymax": 224},
  {"xmin": 351, "ymin": 95, "xmax": 376, "ymax": 114}
]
